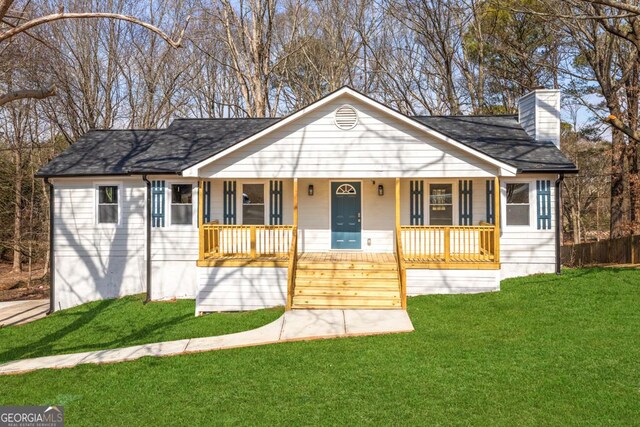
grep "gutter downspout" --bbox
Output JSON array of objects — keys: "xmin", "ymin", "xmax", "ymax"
[
  {"xmin": 555, "ymin": 173, "xmax": 564, "ymax": 275},
  {"xmin": 45, "ymin": 178, "xmax": 55, "ymax": 314},
  {"xmin": 143, "ymin": 175, "xmax": 152, "ymax": 302}
]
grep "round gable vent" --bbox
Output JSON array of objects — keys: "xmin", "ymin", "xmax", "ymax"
[{"xmin": 334, "ymin": 105, "xmax": 358, "ymax": 130}]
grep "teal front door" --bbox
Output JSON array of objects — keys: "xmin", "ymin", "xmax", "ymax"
[{"xmin": 331, "ymin": 182, "xmax": 361, "ymax": 249}]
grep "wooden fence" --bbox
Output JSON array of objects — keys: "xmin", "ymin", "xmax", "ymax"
[{"xmin": 561, "ymin": 235, "xmax": 640, "ymax": 267}]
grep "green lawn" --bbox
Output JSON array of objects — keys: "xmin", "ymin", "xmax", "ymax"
[
  {"xmin": 0, "ymin": 294, "xmax": 283, "ymax": 363},
  {"xmin": 1, "ymin": 268, "xmax": 639, "ymax": 425}
]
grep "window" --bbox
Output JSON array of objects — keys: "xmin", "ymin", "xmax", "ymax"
[
  {"xmin": 429, "ymin": 184, "xmax": 453, "ymax": 225},
  {"xmin": 335, "ymin": 183, "xmax": 357, "ymax": 195},
  {"xmin": 506, "ymin": 183, "xmax": 530, "ymax": 226},
  {"xmin": 242, "ymin": 184, "xmax": 265, "ymax": 225},
  {"xmin": 97, "ymin": 185, "xmax": 119, "ymax": 224},
  {"xmin": 171, "ymin": 184, "xmax": 193, "ymax": 225}
]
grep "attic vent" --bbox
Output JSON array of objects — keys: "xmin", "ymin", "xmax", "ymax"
[{"xmin": 334, "ymin": 105, "xmax": 358, "ymax": 130}]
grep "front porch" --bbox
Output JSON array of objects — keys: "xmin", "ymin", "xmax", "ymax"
[
  {"xmin": 196, "ymin": 177, "xmax": 501, "ymax": 310},
  {"xmin": 196, "ymin": 224, "xmax": 499, "ymax": 269}
]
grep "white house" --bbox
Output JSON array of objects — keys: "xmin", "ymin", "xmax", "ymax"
[{"xmin": 37, "ymin": 87, "xmax": 577, "ymax": 314}]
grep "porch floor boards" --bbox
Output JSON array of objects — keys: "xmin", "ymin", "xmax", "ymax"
[
  {"xmin": 197, "ymin": 254, "xmax": 289, "ymax": 268},
  {"xmin": 298, "ymin": 252, "xmax": 396, "ymax": 265},
  {"xmin": 404, "ymin": 255, "xmax": 496, "ymax": 263}
]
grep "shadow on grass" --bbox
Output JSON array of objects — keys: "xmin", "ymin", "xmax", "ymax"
[
  {"xmin": 0, "ymin": 295, "xmax": 283, "ymax": 364},
  {"xmin": 0, "ymin": 298, "xmax": 195, "ymax": 363},
  {"xmin": 0, "ymin": 299, "xmax": 116, "ymax": 362},
  {"xmin": 27, "ymin": 312, "xmax": 193, "ymax": 358}
]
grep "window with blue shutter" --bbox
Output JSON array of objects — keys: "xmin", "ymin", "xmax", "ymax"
[
  {"xmin": 202, "ymin": 181, "xmax": 211, "ymax": 223},
  {"xmin": 269, "ymin": 180, "xmax": 283, "ymax": 225},
  {"xmin": 151, "ymin": 180, "xmax": 165, "ymax": 227},
  {"xmin": 486, "ymin": 180, "xmax": 495, "ymax": 224},
  {"xmin": 410, "ymin": 180, "xmax": 424, "ymax": 225},
  {"xmin": 459, "ymin": 180, "xmax": 473, "ymax": 225},
  {"xmin": 537, "ymin": 180, "xmax": 552, "ymax": 230},
  {"xmin": 223, "ymin": 180, "xmax": 236, "ymax": 224}
]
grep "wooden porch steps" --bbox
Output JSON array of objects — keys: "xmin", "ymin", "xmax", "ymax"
[{"xmin": 291, "ymin": 256, "xmax": 401, "ymax": 310}]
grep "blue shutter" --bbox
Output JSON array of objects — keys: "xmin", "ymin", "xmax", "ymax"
[
  {"xmin": 151, "ymin": 180, "xmax": 165, "ymax": 227},
  {"xmin": 459, "ymin": 180, "xmax": 473, "ymax": 225},
  {"xmin": 410, "ymin": 180, "xmax": 424, "ymax": 225},
  {"xmin": 486, "ymin": 180, "xmax": 495, "ymax": 224},
  {"xmin": 203, "ymin": 181, "xmax": 211, "ymax": 223},
  {"xmin": 537, "ymin": 180, "xmax": 552, "ymax": 230},
  {"xmin": 269, "ymin": 180, "xmax": 283, "ymax": 225},
  {"xmin": 223, "ymin": 180, "xmax": 236, "ymax": 225}
]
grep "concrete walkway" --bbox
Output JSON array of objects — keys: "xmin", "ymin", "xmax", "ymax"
[
  {"xmin": 0, "ymin": 309, "xmax": 413, "ymax": 375},
  {"xmin": 0, "ymin": 299, "xmax": 49, "ymax": 327}
]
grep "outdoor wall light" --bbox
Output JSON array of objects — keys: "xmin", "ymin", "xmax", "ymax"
[
  {"xmin": 308, "ymin": 184, "xmax": 314, "ymax": 196},
  {"xmin": 378, "ymin": 184, "xmax": 384, "ymax": 196}
]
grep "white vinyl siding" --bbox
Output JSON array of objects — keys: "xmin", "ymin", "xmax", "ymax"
[
  {"xmin": 150, "ymin": 177, "xmax": 199, "ymax": 300},
  {"xmin": 295, "ymin": 178, "xmax": 395, "ymax": 252},
  {"xmin": 208, "ymin": 179, "xmax": 294, "ymax": 226},
  {"xmin": 196, "ymin": 267, "xmax": 287, "ymax": 312},
  {"xmin": 500, "ymin": 175, "xmax": 557, "ymax": 279},
  {"xmin": 406, "ymin": 269, "xmax": 500, "ymax": 295},
  {"xmin": 200, "ymin": 96, "xmax": 499, "ymax": 179},
  {"xmin": 52, "ymin": 176, "xmax": 202, "ymax": 310},
  {"xmin": 535, "ymin": 91, "xmax": 561, "ymax": 146},
  {"xmin": 518, "ymin": 90, "xmax": 560, "ymax": 147},
  {"xmin": 53, "ymin": 179, "xmax": 145, "ymax": 310},
  {"xmin": 518, "ymin": 92, "xmax": 536, "ymax": 139}
]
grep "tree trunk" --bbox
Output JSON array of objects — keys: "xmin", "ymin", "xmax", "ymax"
[
  {"xmin": 12, "ymin": 149, "xmax": 23, "ymax": 273},
  {"xmin": 571, "ymin": 205, "xmax": 582, "ymax": 243},
  {"xmin": 611, "ymin": 126, "xmax": 627, "ymax": 238},
  {"xmin": 626, "ymin": 64, "xmax": 640, "ymax": 234}
]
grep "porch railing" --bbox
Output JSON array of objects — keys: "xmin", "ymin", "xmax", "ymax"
[
  {"xmin": 399, "ymin": 223, "xmax": 499, "ymax": 264},
  {"xmin": 285, "ymin": 226, "xmax": 298, "ymax": 310},
  {"xmin": 199, "ymin": 223, "xmax": 295, "ymax": 259},
  {"xmin": 395, "ymin": 225, "xmax": 407, "ymax": 309}
]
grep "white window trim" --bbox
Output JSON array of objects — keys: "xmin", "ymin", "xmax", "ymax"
[
  {"xmin": 94, "ymin": 181, "xmax": 123, "ymax": 227},
  {"xmin": 239, "ymin": 181, "xmax": 268, "ymax": 225},
  {"xmin": 502, "ymin": 179, "xmax": 536, "ymax": 231},
  {"xmin": 166, "ymin": 181, "xmax": 197, "ymax": 228},
  {"xmin": 425, "ymin": 180, "xmax": 459, "ymax": 226}
]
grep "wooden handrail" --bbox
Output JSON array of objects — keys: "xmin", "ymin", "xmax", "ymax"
[
  {"xmin": 400, "ymin": 225, "xmax": 499, "ymax": 264},
  {"xmin": 395, "ymin": 225, "xmax": 407, "ymax": 309},
  {"xmin": 286, "ymin": 226, "xmax": 298, "ymax": 310},
  {"xmin": 200, "ymin": 224, "xmax": 294, "ymax": 259}
]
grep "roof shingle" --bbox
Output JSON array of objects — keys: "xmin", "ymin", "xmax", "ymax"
[
  {"xmin": 37, "ymin": 113, "xmax": 576, "ymax": 178},
  {"xmin": 412, "ymin": 115, "xmax": 577, "ymax": 172}
]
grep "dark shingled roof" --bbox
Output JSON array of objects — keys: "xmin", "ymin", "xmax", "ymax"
[
  {"xmin": 412, "ymin": 115, "xmax": 577, "ymax": 173},
  {"xmin": 37, "ymin": 113, "xmax": 576, "ymax": 178},
  {"xmin": 36, "ymin": 118, "xmax": 279, "ymax": 177}
]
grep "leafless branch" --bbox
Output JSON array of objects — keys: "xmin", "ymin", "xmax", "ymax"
[
  {"xmin": 0, "ymin": 12, "xmax": 190, "ymax": 47},
  {"xmin": 0, "ymin": 85, "xmax": 56, "ymax": 107}
]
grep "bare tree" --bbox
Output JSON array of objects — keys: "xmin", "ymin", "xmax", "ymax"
[
  {"xmin": 536, "ymin": 0, "xmax": 638, "ymax": 236},
  {"xmin": 0, "ymin": 0, "xmax": 188, "ymax": 108}
]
